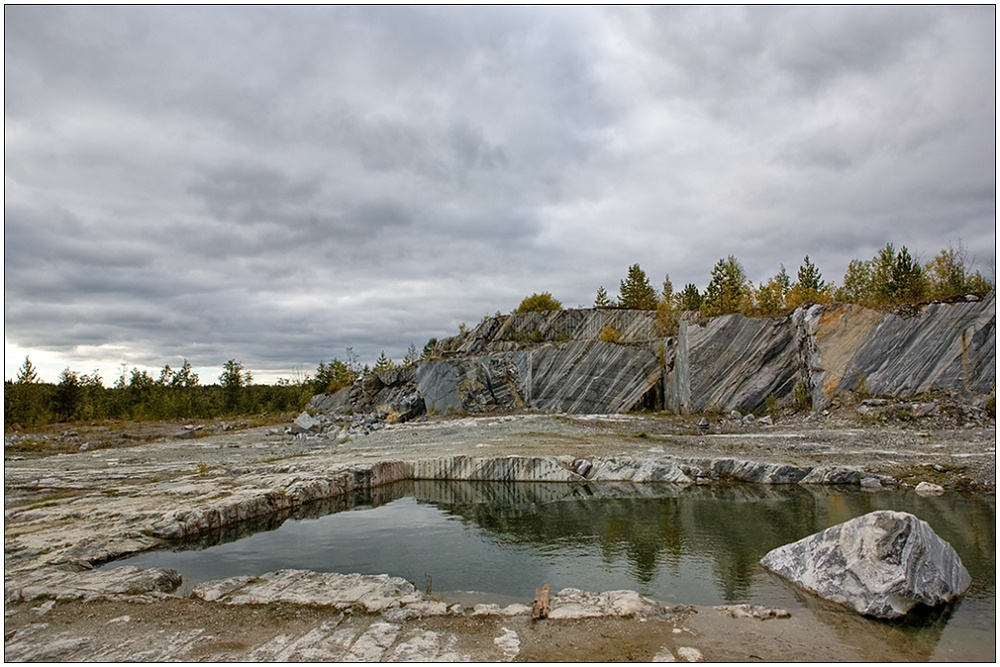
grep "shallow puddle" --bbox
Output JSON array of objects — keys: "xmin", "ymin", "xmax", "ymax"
[{"xmin": 107, "ymin": 481, "xmax": 995, "ymax": 661}]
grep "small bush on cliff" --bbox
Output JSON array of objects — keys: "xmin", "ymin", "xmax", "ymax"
[
  {"xmin": 598, "ymin": 325, "xmax": 621, "ymax": 343},
  {"xmin": 515, "ymin": 292, "xmax": 562, "ymax": 314},
  {"xmin": 765, "ymin": 393, "xmax": 779, "ymax": 417},
  {"xmin": 793, "ymin": 381, "xmax": 811, "ymax": 411},
  {"xmin": 855, "ymin": 374, "xmax": 871, "ymax": 399}
]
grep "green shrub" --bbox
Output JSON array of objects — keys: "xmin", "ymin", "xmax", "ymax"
[
  {"xmin": 793, "ymin": 381, "xmax": 811, "ymax": 411},
  {"xmin": 598, "ymin": 325, "xmax": 621, "ymax": 343},
  {"xmin": 856, "ymin": 374, "xmax": 871, "ymax": 399},
  {"xmin": 514, "ymin": 292, "xmax": 563, "ymax": 314}
]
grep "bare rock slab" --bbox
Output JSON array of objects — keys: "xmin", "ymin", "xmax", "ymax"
[
  {"xmin": 191, "ymin": 569, "xmax": 424, "ymax": 613},
  {"xmin": 760, "ymin": 510, "xmax": 971, "ymax": 619}
]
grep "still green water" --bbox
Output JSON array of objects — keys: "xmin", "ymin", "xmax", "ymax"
[{"xmin": 108, "ymin": 481, "xmax": 995, "ymax": 660}]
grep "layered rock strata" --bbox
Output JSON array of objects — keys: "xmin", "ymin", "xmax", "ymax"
[{"xmin": 324, "ymin": 295, "xmax": 994, "ymax": 418}]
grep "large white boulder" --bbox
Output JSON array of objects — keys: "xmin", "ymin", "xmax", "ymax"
[{"xmin": 760, "ymin": 510, "xmax": 971, "ymax": 619}]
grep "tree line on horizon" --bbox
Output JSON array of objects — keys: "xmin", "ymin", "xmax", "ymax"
[
  {"xmin": 4, "ymin": 357, "xmax": 307, "ymax": 428},
  {"xmin": 516, "ymin": 242, "xmax": 994, "ymax": 327},
  {"xmin": 4, "ymin": 346, "xmax": 417, "ymax": 428},
  {"xmin": 6, "ymin": 242, "xmax": 993, "ymax": 428}
]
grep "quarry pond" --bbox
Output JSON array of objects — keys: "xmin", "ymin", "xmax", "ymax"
[
  {"xmin": 5, "ymin": 412, "xmax": 996, "ymax": 661},
  {"xmin": 107, "ymin": 480, "xmax": 995, "ymax": 661}
]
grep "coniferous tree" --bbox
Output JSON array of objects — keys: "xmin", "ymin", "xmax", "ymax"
[
  {"xmin": 656, "ymin": 274, "xmax": 678, "ymax": 335},
  {"xmin": 618, "ymin": 264, "xmax": 658, "ymax": 310},
  {"xmin": 220, "ymin": 359, "xmax": 252, "ymax": 413},
  {"xmin": 787, "ymin": 256, "xmax": 830, "ymax": 308},
  {"xmin": 53, "ymin": 367, "xmax": 81, "ymax": 421},
  {"xmin": 594, "ymin": 286, "xmax": 614, "ymax": 308},
  {"xmin": 171, "ymin": 359, "xmax": 199, "ymax": 388},
  {"xmin": 16, "ymin": 356, "xmax": 39, "ymax": 384},
  {"xmin": 373, "ymin": 351, "xmax": 394, "ymax": 373},
  {"xmin": 676, "ymin": 284, "xmax": 703, "ymax": 312},
  {"xmin": 891, "ymin": 246, "xmax": 926, "ymax": 304},
  {"xmin": 6, "ymin": 356, "xmax": 43, "ymax": 426},
  {"xmin": 701, "ymin": 255, "xmax": 751, "ymax": 317}
]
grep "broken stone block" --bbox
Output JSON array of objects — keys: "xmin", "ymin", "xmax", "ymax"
[
  {"xmin": 915, "ymin": 481, "xmax": 945, "ymax": 496},
  {"xmin": 760, "ymin": 510, "xmax": 971, "ymax": 619}
]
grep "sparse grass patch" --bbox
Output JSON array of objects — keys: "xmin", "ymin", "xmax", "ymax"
[
  {"xmin": 895, "ymin": 463, "xmax": 971, "ymax": 489},
  {"xmin": 765, "ymin": 393, "xmax": 779, "ymax": 417},
  {"xmin": 856, "ymin": 374, "xmax": 871, "ymax": 399},
  {"xmin": 7, "ymin": 489, "xmax": 85, "ymax": 509}
]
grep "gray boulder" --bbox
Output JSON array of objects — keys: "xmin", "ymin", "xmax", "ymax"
[
  {"xmin": 291, "ymin": 411, "xmax": 322, "ymax": 434},
  {"xmin": 760, "ymin": 510, "xmax": 971, "ymax": 619},
  {"xmin": 389, "ymin": 392, "xmax": 426, "ymax": 423}
]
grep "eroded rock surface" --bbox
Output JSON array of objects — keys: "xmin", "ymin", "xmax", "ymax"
[
  {"xmin": 547, "ymin": 587, "xmax": 672, "ymax": 620},
  {"xmin": 9, "ymin": 566, "xmax": 181, "ymax": 603},
  {"xmin": 192, "ymin": 570, "xmax": 434, "ymax": 614},
  {"xmin": 760, "ymin": 510, "xmax": 971, "ymax": 619}
]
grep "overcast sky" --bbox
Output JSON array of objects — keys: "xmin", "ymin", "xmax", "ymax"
[{"xmin": 5, "ymin": 6, "xmax": 996, "ymax": 384}]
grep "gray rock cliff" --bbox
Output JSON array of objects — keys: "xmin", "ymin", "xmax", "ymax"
[{"xmin": 313, "ymin": 296, "xmax": 995, "ymax": 417}]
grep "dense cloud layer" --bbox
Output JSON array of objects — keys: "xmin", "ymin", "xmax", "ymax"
[{"xmin": 5, "ymin": 6, "xmax": 996, "ymax": 382}]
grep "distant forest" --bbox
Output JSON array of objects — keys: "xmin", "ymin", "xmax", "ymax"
[{"xmin": 5, "ymin": 242, "xmax": 993, "ymax": 428}]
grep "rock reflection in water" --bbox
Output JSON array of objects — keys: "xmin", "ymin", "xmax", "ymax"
[
  {"xmin": 112, "ymin": 480, "xmax": 993, "ymax": 661},
  {"xmin": 786, "ymin": 583, "xmax": 954, "ymax": 662},
  {"xmin": 155, "ymin": 481, "xmax": 993, "ymax": 610},
  {"xmin": 165, "ymin": 481, "xmax": 417, "ymax": 552},
  {"xmin": 411, "ymin": 481, "xmax": 826, "ymax": 600}
]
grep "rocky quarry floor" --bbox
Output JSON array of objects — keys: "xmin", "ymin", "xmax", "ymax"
[{"xmin": 4, "ymin": 400, "xmax": 996, "ymax": 662}]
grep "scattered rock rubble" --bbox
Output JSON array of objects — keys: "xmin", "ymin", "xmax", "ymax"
[{"xmin": 5, "ymin": 565, "xmax": 701, "ymax": 662}]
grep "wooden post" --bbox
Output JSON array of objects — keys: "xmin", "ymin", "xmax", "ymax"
[{"xmin": 532, "ymin": 583, "xmax": 550, "ymax": 620}]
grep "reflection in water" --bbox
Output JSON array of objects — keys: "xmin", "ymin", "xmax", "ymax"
[{"xmin": 109, "ymin": 480, "xmax": 995, "ymax": 661}]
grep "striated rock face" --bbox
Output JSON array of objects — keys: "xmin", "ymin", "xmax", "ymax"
[
  {"xmin": 417, "ymin": 353, "xmax": 530, "ymax": 414},
  {"xmin": 413, "ymin": 455, "xmax": 583, "ymax": 482},
  {"xmin": 417, "ymin": 341, "xmax": 663, "ymax": 415},
  {"xmin": 760, "ymin": 510, "xmax": 971, "ymax": 619},
  {"xmin": 150, "ymin": 460, "xmax": 412, "ymax": 540},
  {"xmin": 439, "ymin": 308, "xmax": 663, "ymax": 355},
  {"xmin": 802, "ymin": 295, "xmax": 996, "ymax": 407},
  {"xmin": 528, "ymin": 341, "xmax": 663, "ymax": 413},
  {"xmin": 668, "ymin": 313, "xmax": 805, "ymax": 414},
  {"xmin": 315, "ymin": 296, "xmax": 994, "ymax": 418}
]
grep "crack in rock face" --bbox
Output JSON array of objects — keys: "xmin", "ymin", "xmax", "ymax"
[{"xmin": 760, "ymin": 510, "xmax": 971, "ymax": 619}]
